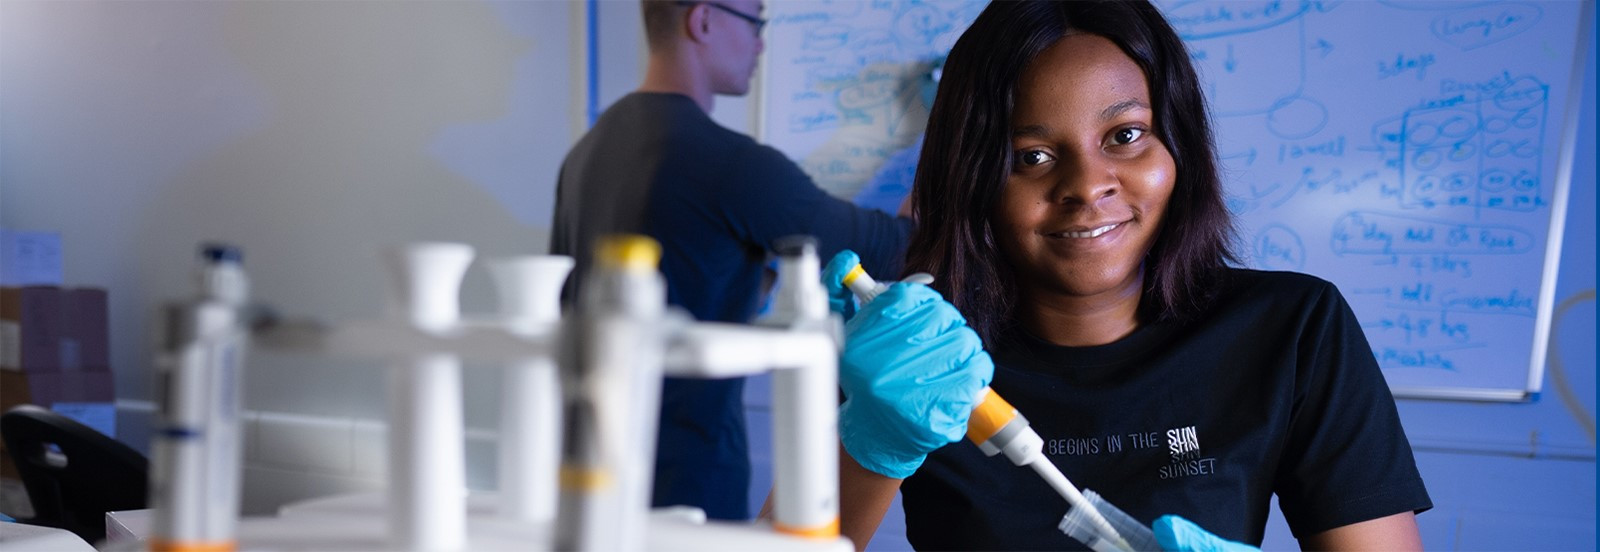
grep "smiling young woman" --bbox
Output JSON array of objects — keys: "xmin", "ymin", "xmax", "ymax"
[{"xmin": 833, "ymin": 1, "xmax": 1432, "ymax": 550}]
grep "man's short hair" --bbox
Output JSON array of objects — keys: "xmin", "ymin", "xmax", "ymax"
[{"xmin": 642, "ymin": 0, "xmax": 686, "ymax": 51}]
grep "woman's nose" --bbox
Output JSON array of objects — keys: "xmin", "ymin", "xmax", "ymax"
[{"xmin": 1051, "ymin": 153, "xmax": 1119, "ymax": 205}]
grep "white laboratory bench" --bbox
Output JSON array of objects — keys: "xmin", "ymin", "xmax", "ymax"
[{"xmin": 104, "ymin": 491, "xmax": 854, "ymax": 552}]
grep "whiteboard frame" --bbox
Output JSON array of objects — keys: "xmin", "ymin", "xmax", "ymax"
[
  {"xmin": 1391, "ymin": 386, "xmax": 1534, "ymax": 402},
  {"xmin": 1391, "ymin": 0, "xmax": 1594, "ymax": 402}
]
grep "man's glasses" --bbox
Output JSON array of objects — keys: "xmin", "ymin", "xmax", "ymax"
[{"xmin": 676, "ymin": 1, "xmax": 767, "ymax": 34}]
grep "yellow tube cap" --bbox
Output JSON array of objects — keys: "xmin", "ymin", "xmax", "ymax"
[
  {"xmin": 840, "ymin": 263, "xmax": 867, "ymax": 288},
  {"xmin": 595, "ymin": 234, "xmax": 661, "ymax": 272}
]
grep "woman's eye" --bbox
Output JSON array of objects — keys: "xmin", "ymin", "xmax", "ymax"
[
  {"xmin": 1111, "ymin": 127, "xmax": 1146, "ymax": 145},
  {"xmin": 1016, "ymin": 150, "xmax": 1054, "ymax": 166}
]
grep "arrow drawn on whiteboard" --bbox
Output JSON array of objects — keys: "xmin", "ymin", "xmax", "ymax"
[
  {"xmin": 1245, "ymin": 179, "xmax": 1282, "ymax": 200},
  {"xmin": 1312, "ymin": 39, "xmax": 1333, "ymax": 58}
]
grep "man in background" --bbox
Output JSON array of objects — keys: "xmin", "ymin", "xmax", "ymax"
[{"xmin": 550, "ymin": 0, "xmax": 914, "ymax": 521}]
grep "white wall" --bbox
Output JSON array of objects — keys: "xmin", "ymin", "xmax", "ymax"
[
  {"xmin": 0, "ymin": 0, "xmax": 762, "ymax": 517},
  {"xmin": 0, "ymin": 0, "xmax": 580, "ymax": 512}
]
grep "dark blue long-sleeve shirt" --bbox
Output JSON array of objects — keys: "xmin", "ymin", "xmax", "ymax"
[{"xmin": 551, "ymin": 92, "xmax": 913, "ymax": 519}]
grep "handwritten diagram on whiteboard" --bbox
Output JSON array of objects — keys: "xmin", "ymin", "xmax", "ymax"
[
  {"xmin": 761, "ymin": 0, "xmax": 985, "ymax": 203},
  {"xmin": 760, "ymin": 0, "xmax": 1587, "ymax": 400}
]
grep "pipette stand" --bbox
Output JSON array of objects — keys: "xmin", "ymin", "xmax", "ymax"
[{"xmin": 229, "ymin": 238, "xmax": 851, "ymax": 552}]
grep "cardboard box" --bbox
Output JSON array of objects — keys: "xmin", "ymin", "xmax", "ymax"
[
  {"xmin": 0, "ymin": 370, "xmax": 114, "ymax": 410},
  {"xmin": 0, "ymin": 371, "xmax": 27, "ymax": 411},
  {"xmin": 61, "ymin": 288, "xmax": 109, "ymax": 372},
  {"xmin": 0, "ymin": 286, "xmax": 64, "ymax": 373},
  {"xmin": 0, "ymin": 286, "xmax": 109, "ymax": 374}
]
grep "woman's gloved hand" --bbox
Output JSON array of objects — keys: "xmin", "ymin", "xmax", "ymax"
[
  {"xmin": 821, "ymin": 249, "xmax": 861, "ymax": 320},
  {"xmin": 838, "ymin": 282, "xmax": 994, "ymax": 479},
  {"xmin": 1153, "ymin": 515, "xmax": 1260, "ymax": 552}
]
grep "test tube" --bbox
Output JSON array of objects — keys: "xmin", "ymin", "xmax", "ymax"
[
  {"xmin": 488, "ymin": 255, "xmax": 573, "ymax": 526},
  {"xmin": 382, "ymin": 242, "xmax": 473, "ymax": 551},
  {"xmin": 764, "ymin": 237, "xmax": 840, "ymax": 539}
]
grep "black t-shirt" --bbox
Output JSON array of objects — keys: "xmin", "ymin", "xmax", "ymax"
[
  {"xmin": 902, "ymin": 269, "xmax": 1432, "ymax": 550},
  {"xmin": 551, "ymin": 92, "xmax": 913, "ymax": 519}
]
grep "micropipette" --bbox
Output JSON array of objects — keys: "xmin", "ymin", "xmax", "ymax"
[{"xmin": 841, "ymin": 263, "xmax": 1130, "ymax": 551}]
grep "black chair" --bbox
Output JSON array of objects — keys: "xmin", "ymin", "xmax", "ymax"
[{"xmin": 1, "ymin": 404, "xmax": 147, "ymax": 543}]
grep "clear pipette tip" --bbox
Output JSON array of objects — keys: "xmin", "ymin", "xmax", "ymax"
[
  {"xmin": 1029, "ymin": 459, "xmax": 1130, "ymax": 551},
  {"xmin": 1056, "ymin": 489, "xmax": 1159, "ymax": 552}
]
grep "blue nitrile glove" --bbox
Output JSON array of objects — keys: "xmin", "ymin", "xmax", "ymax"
[
  {"xmin": 822, "ymin": 249, "xmax": 861, "ymax": 320},
  {"xmin": 1153, "ymin": 515, "xmax": 1260, "ymax": 552},
  {"xmin": 838, "ymin": 283, "xmax": 994, "ymax": 479}
]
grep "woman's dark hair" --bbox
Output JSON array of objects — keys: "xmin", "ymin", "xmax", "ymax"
[{"xmin": 904, "ymin": 0, "xmax": 1238, "ymax": 343}]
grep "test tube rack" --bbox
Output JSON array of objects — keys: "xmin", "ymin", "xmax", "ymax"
[{"xmin": 202, "ymin": 237, "xmax": 852, "ymax": 552}]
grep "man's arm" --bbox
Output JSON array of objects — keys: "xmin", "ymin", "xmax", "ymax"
[{"xmin": 727, "ymin": 143, "xmax": 914, "ymax": 277}]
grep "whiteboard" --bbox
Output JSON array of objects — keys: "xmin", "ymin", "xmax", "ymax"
[{"xmin": 759, "ymin": 0, "xmax": 1591, "ymax": 401}]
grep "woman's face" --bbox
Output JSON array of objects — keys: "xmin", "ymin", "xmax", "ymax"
[{"xmin": 994, "ymin": 33, "xmax": 1176, "ymax": 312}]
